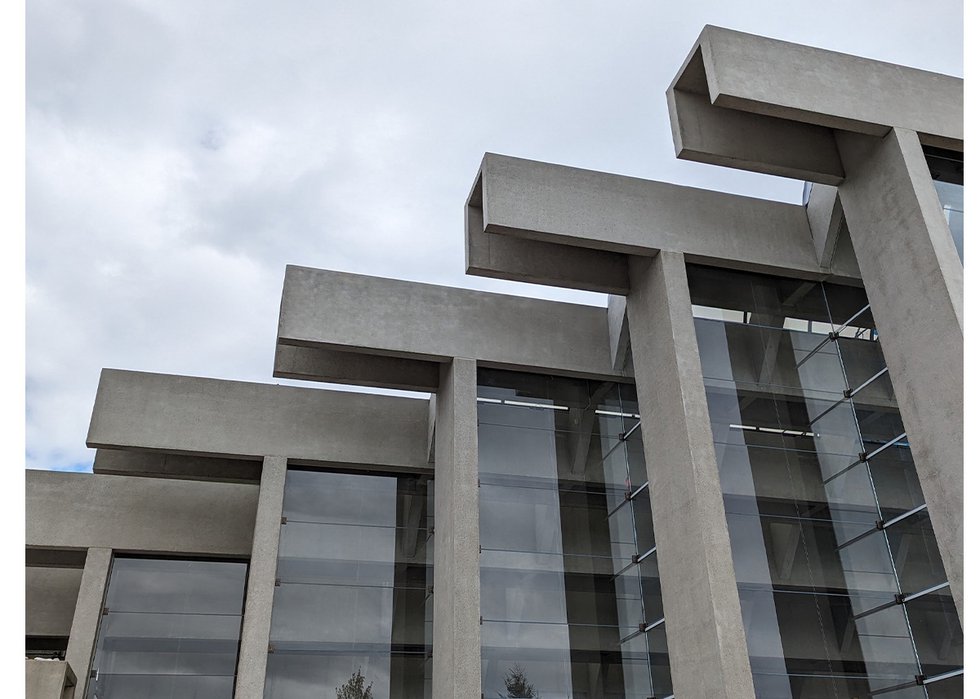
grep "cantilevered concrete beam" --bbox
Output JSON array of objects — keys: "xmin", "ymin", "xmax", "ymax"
[
  {"xmin": 27, "ymin": 470, "xmax": 257, "ymax": 557},
  {"xmin": 670, "ymin": 25, "xmax": 962, "ymax": 151},
  {"xmin": 469, "ymin": 153, "xmax": 860, "ymax": 282},
  {"xmin": 87, "ymin": 369, "xmax": 430, "ymax": 470},
  {"xmin": 276, "ymin": 266, "xmax": 624, "ymax": 383}
]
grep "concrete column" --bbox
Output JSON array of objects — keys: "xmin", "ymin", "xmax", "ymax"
[
  {"xmin": 26, "ymin": 659, "xmax": 76, "ymax": 699},
  {"xmin": 432, "ymin": 357, "xmax": 481, "ymax": 697},
  {"xmin": 235, "ymin": 455, "xmax": 288, "ymax": 699},
  {"xmin": 835, "ymin": 127, "xmax": 963, "ymax": 618},
  {"xmin": 64, "ymin": 547, "xmax": 112, "ymax": 699},
  {"xmin": 626, "ymin": 252, "xmax": 756, "ymax": 699}
]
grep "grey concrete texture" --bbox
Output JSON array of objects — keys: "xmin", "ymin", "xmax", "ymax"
[
  {"xmin": 278, "ymin": 265, "xmax": 624, "ymax": 380},
  {"xmin": 804, "ymin": 183, "xmax": 847, "ymax": 269},
  {"xmin": 65, "ymin": 548, "xmax": 111, "ymax": 699},
  {"xmin": 475, "ymin": 153, "xmax": 859, "ymax": 281},
  {"xmin": 627, "ymin": 252, "xmax": 755, "ymax": 698},
  {"xmin": 274, "ymin": 343, "xmax": 440, "ymax": 391},
  {"xmin": 93, "ymin": 449, "xmax": 262, "ymax": 482},
  {"xmin": 673, "ymin": 25, "xmax": 962, "ymax": 148},
  {"xmin": 465, "ymin": 184, "xmax": 631, "ymax": 294},
  {"xmin": 27, "ymin": 470, "xmax": 257, "ymax": 557},
  {"xmin": 26, "ymin": 659, "xmax": 75, "ymax": 699},
  {"xmin": 235, "ymin": 456, "xmax": 288, "ymax": 699},
  {"xmin": 87, "ymin": 368, "xmax": 430, "ymax": 469},
  {"xmin": 27, "ymin": 566, "xmax": 83, "ymax": 638},
  {"xmin": 667, "ymin": 85, "xmax": 846, "ymax": 185},
  {"xmin": 606, "ymin": 294, "xmax": 630, "ymax": 373},
  {"xmin": 835, "ymin": 128, "xmax": 963, "ymax": 617},
  {"xmin": 433, "ymin": 358, "xmax": 482, "ymax": 698}
]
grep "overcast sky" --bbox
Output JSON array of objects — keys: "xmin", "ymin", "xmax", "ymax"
[{"xmin": 26, "ymin": 0, "xmax": 963, "ymax": 472}]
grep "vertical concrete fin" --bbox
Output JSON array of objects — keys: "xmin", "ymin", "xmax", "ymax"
[
  {"xmin": 65, "ymin": 547, "xmax": 112, "ymax": 699},
  {"xmin": 835, "ymin": 127, "xmax": 963, "ymax": 618},
  {"xmin": 235, "ymin": 456, "xmax": 288, "ymax": 699},
  {"xmin": 606, "ymin": 294, "xmax": 630, "ymax": 373},
  {"xmin": 804, "ymin": 183, "xmax": 846, "ymax": 269},
  {"xmin": 626, "ymin": 252, "xmax": 755, "ymax": 699},
  {"xmin": 433, "ymin": 358, "xmax": 481, "ymax": 697}
]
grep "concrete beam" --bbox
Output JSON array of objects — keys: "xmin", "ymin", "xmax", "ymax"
[
  {"xmin": 93, "ymin": 449, "xmax": 261, "ymax": 482},
  {"xmin": 672, "ymin": 25, "xmax": 962, "ymax": 148},
  {"xmin": 235, "ymin": 456, "xmax": 288, "ymax": 699},
  {"xmin": 87, "ymin": 369, "xmax": 430, "ymax": 469},
  {"xmin": 274, "ymin": 344, "xmax": 440, "ymax": 392},
  {"xmin": 26, "ymin": 660, "xmax": 75, "ymax": 699},
  {"xmin": 627, "ymin": 252, "xmax": 755, "ymax": 698},
  {"xmin": 465, "ymin": 178, "xmax": 630, "ymax": 294},
  {"xmin": 835, "ymin": 127, "xmax": 963, "ymax": 618},
  {"xmin": 27, "ymin": 567, "xmax": 83, "ymax": 638},
  {"xmin": 432, "ymin": 358, "xmax": 481, "ymax": 697},
  {"xmin": 277, "ymin": 266, "xmax": 623, "ymax": 381},
  {"xmin": 667, "ymin": 87, "xmax": 845, "ymax": 185},
  {"xmin": 27, "ymin": 470, "xmax": 257, "ymax": 557},
  {"xmin": 473, "ymin": 153, "xmax": 853, "ymax": 281},
  {"xmin": 65, "ymin": 548, "xmax": 111, "ymax": 699}
]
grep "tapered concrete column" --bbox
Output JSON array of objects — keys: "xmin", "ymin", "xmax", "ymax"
[
  {"xmin": 433, "ymin": 357, "xmax": 481, "ymax": 697},
  {"xmin": 65, "ymin": 547, "xmax": 112, "ymax": 699},
  {"xmin": 235, "ymin": 456, "xmax": 288, "ymax": 699},
  {"xmin": 626, "ymin": 252, "xmax": 755, "ymax": 699},
  {"xmin": 835, "ymin": 127, "xmax": 963, "ymax": 618}
]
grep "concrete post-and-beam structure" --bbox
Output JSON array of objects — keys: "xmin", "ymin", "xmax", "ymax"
[
  {"xmin": 64, "ymin": 548, "xmax": 112, "ymax": 699},
  {"xmin": 26, "ymin": 660, "xmax": 76, "ymax": 699},
  {"xmin": 235, "ymin": 456, "xmax": 289, "ymax": 699},
  {"xmin": 627, "ymin": 252, "xmax": 756, "ymax": 698},
  {"xmin": 433, "ymin": 358, "xmax": 481, "ymax": 698},
  {"xmin": 667, "ymin": 25, "xmax": 964, "ymax": 618}
]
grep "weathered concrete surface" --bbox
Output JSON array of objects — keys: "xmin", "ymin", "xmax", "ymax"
[
  {"xmin": 627, "ymin": 252, "xmax": 755, "ymax": 698},
  {"xmin": 836, "ymin": 128, "xmax": 963, "ymax": 618},
  {"xmin": 88, "ymin": 369, "xmax": 430, "ymax": 468},
  {"xmin": 65, "ymin": 548, "xmax": 111, "ymax": 699},
  {"xmin": 235, "ymin": 456, "xmax": 287, "ymax": 699},
  {"xmin": 93, "ymin": 449, "xmax": 261, "ymax": 482},
  {"xmin": 27, "ymin": 567, "xmax": 83, "ymax": 638},
  {"xmin": 667, "ymin": 86, "xmax": 845, "ymax": 185},
  {"xmin": 433, "ymin": 358, "xmax": 481, "ymax": 698},
  {"xmin": 25, "ymin": 659, "xmax": 75, "ymax": 699},
  {"xmin": 805, "ymin": 183, "xmax": 847, "ymax": 269},
  {"xmin": 475, "ymin": 153, "xmax": 857, "ymax": 281},
  {"xmin": 672, "ymin": 25, "xmax": 962, "ymax": 148},
  {"xmin": 27, "ymin": 470, "xmax": 257, "ymax": 557},
  {"xmin": 278, "ymin": 266, "xmax": 623, "ymax": 380},
  {"xmin": 274, "ymin": 344, "xmax": 440, "ymax": 391},
  {"xmin": 466, "ymin": 180, "xmax": 630, "ymax": 294}
]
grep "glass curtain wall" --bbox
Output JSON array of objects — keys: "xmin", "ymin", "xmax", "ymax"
[
  {"xmin": 687, "ymin": 265, "xmax": 963, "ymax": 699},
  {"xmin": 923, "ymin": 145, "xmax": 964, "ymax": 262},
  {"xmin": 264, "ymin": 468, "xmax": 433, "ymax": 699},
  {"xmin": 87, "ymin": 557, "xmax": 248, "ymax": 698},
  {"xmin": 477, "ymin": 368, "xmax": 672, "ymax": 699}
]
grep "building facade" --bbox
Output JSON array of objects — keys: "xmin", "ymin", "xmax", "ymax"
[{"xmin": 26, "ymin": 26, "xmax": 963, "ymax": 699}]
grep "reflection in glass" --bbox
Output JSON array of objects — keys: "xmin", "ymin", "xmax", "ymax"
[
  {"xmin": 265, "ymin": 469, "xmax": 433, "ymax": 699},
  {"xmin": 478, "ymin": 370, "xmax": 672, "ymax": 699},
  {"xmin": 923, "ymin": 145, "xmax": 964, "ymax": 262},
  {"xmin": 87, "ymin": 557, "xmax": 247, "ymax": 699},
  {"xmin": 687, "ymin": 265, "xmax": 962, "ymax": 697}
]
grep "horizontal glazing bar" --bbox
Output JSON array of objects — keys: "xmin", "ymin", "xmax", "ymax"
[
  {"xmin": 636, "ymin": 547, "xmax": 657, "ymax": 564},
  {"xmin": 837, "ymin": 303, "xmax": 872, "ymax": 334},
  {"xmin": 902, "ymin": 580, "xmax": 950, "ymax": 603},
  {"xmin": 729, "ymin": 423, "xmax": 818, "ymax": 438},
  {"xmin": 866, "ymin": 432, "xmax": 909, "ymax": 462},
  {"xmin": 481, "ymin": 618, "xmax": 621, "ymax": 629},
  {"xmin": 102, "ymin": 610, "xmax": 241, "ymax": 618},
  {"xmin": 849, "ymin": 367, "xmax": 889, "ymax": 398},
  {"xmin": 834, "ymin": 503, "xmax": 927, "ymax": 552},
  {"xmin": 274, "ymin": 579, "xmax": 429, "ymax": 591},
  {"xmin": 923, "ymin": 668, "xmax": 964, "ymax": 684},
  {"xmin": 794, "ymin": 334, "xmax": 834, "ymax": 369},
  {"xmin": 644, "ymin": 617, "xmax": 665, "ymax": 632},
  {"xmin": 881, "ymin": 503, "xmax": 928, "ymax": 529}
]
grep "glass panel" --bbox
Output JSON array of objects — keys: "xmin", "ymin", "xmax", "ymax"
[
  {"xmin": 88, "ymin": 558, "xmax": 247, "ymax": 699},
  {"xmin": 868, "ymin": 442, "xmax": 925, "ymax": 516},
  {"xmin": 885, "ymin": 509, "xmax": 947, "ymax": 594},
  {"xmin": 924, "ymin": 672, "xmax": 964, "ymax": 699},
  {"xmin": 477, "ymin": 369, "xmax": 669, "ymax": 697},
  {"xmin": 267, "ymin": 469, "xmax": 432, "ymax": 699},
  {"xmin": 904, "ymin": 588, "xmax": 962, "ymax": 678}
]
